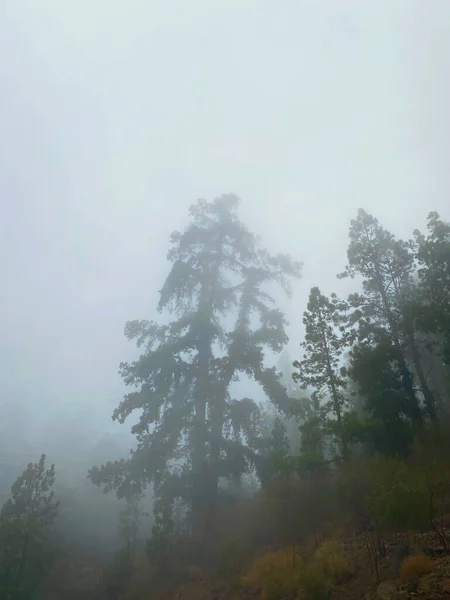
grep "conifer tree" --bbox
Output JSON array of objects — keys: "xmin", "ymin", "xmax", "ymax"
[
  {"xmin": 339, "ymin": 209, "xmax": 424, "ymax": 426},
  {"xmin": 0, "ymin": 454, "xmax": 59, "ymax": 598},
  {"xmin": 348, "ymin": 339, "xmax": 414, "ymax": 457},
  {"xmin": 89, "ymin": 195, "xmax": 301, "ymax": 538},
  {"xmin": 414, "ymin": 212, "xmax": 450, "ymax": 366},
  {"xmin": 293, "ymin": 287, "xmax": 350, "ymax": 461}
]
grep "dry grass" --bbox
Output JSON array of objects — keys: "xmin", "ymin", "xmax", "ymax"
[
  {"xmin": 242, "ymin": 541, "xmax": 354, "ymax": 600},
  {"xmin": 400, "ymin": 555, "xmax": 435, "ymax": 581}
]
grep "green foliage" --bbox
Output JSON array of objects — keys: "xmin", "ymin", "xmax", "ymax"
[
  {"xmin": 299, "ymin": 540, "xmax": 353, "ymax": 600},
  {"xmin": 349, "ymin": 340, "xmax": 415, "ymax": 457},
  {"xmin": 336, "ymin": 456, "xmax": 431, "ymax": 544},
  {"xmin": 0, "ymin": 454, "xmax": 59, "ymax": 599},
  {"xmin": 412, "ymin": 211, "xmax": 450, "ymax": 415},
  {"xmin": 339, "ymin": 209, "xmax": 423, "ymax": 426},
  {"xmin": 414, "ymin": 213, "xmax": 450, "ymax": 338},
  {"xmin": 365, "ymin": 458, "xmax": 428, "ymax": 533}
]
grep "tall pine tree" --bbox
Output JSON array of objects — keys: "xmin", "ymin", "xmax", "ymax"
[{"xmin": 89, "ymin": 195, "xmax": 301, "ymax": 538}]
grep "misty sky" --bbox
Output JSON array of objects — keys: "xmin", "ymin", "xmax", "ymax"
[{"xmin": 1, "ymin": 1, "xmax": 449, "ymax": 432}]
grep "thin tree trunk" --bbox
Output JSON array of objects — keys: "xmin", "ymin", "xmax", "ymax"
[
  {"xmin": 329, "ymin": 372, "xmax": 349, "ymax": 461},
  {"xmin": 409, "ymin": 334, "xmax": 438, "ymax": 424},
  {"xmin": 191, "ymin": 330, "xmax": 211, "ymax": 539}
]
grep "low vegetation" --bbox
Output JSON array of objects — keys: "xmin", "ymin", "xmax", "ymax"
[
  {"xmin": 399, "ymin": 554, "xmax": 435, "ymax": 581},
  {"xmin": 242, "ymin": 547, "xmax": 301, "ymax": 600}
]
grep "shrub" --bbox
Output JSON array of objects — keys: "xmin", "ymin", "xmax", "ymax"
[
  {"xmin": 312, "ymin": 540, "xmax": 353, "ymax": 583},
  {"xmin": 366, "ymin": 458, "xmax": 428, "ymax": 535},
  {"xmin": 298, "ymin": 563, "xmax": 332, "ymax": 600},
  {"xmin": 298, "ymin": 541, "xmax": 353, "ymax": 600},
  {"xmin": 399, "ymin": 555, "xmax": 434, "ymax": 581},
  {"xmin": 242, "ymin": 547, "xmax": 301, "ymax": 600}
]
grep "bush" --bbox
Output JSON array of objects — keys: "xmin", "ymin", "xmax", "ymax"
[
  {"xmin": 312, "ymin": 540, "xmax": 352, "ymax": 583},
  {"xmin": 298, "ymin": 563, "xmax": 332, "ymax": 600},
  {"xmin": 298, "ymin": 541, "xmax": 353, "ymax": 600},
  {"xmin": 399, "ymin": 555, "xmax": 434, "ymax": 581},
  {"xmin": 242, "ymin": 547, "xmax": 301, "ymax": 600},
  {"xmin": 242, "ymin": 541, "xmax": 352, "ymax": 600}
]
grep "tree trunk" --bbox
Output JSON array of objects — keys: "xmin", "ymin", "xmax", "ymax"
[
  {"xmin": 409, "ymin": 333, "xmax": 438, "ymax": 424},
  {"xmin": 191, "ymin": 375, "xmax": 214, "ymax": 539},
  {"xmin": 329, "ymin": 374, "xmax": 349, "ymax": 461}
]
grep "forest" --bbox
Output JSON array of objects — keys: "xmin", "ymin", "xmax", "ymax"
[{"xmin": 1, "ymin": 194, "xmax": 449, "ymax": 600}]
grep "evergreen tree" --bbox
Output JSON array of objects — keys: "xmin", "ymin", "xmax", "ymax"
[
  {"xmin": 0, "ymin": 454, "xmax": 59, "ymax": 599},
  {"xmin": 339, "ymin": 209, "xmax": 424, "ymax": 426},
  {"xmin": 293, "ymin": 287, "xmax": 350, "ymax": 461},
  {"xmin": 414, "ymin": 212, "xmax": 450, "ymax": 367},
  {"xmin": 348, "ymin": 339, "xmax": 414, "ymax": 457},
  {"xmin": 89, "ymin": 195, "xmax": 301, "ymax": 539},
  {"xmin": 414, "ymin": 213, "xmax": 450, "ymax": 320}
]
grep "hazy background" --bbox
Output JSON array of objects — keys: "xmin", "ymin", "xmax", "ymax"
[{"xmin": 1, "ymin": 0, "xmax": 449, "ymax": 440}]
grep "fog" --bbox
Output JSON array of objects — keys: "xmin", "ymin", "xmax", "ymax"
[{"xmin": 1, "ymin": 0, "xmax": 450, "ymax": 555}]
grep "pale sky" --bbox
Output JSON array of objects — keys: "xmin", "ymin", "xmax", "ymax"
[{"xmin": 1, "ymin": 1, "xmax": 449, "ymax": 431}]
